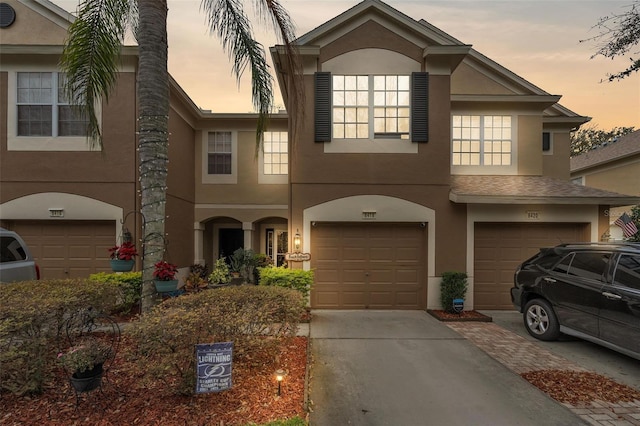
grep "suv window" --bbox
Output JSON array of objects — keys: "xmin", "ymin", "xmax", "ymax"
[
  {"xmin": 613, "ymin": 254, "xmax": 640, "ymax": 290},
  {"xmin": 0, "ymin": 236, "xmax": 28, "ymax": 262},
  {"xmin": 553, "ymin": 252, "xmax": 611, "ymax": 281}
]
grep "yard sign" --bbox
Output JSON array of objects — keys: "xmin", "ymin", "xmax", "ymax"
[{"xmin": 195, "ymin": 342, "xmax": 233, "ymax": 394}]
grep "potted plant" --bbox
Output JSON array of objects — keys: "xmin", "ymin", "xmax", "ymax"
[
  {"xmin": 230, "ymin": 248, "xmax": 258, "ymax": 283},
  {"xmin": 229, "ymin": 249, "xmax": 243, "ymax": 278},
  {"xmin": 208, "ymin": 257, "xmax": 231, "ymax": 285},
  {"xmin": 108, "ymin": 241, "xmax": 138, "ymax": 272},
  {"xmin": 58, "ymin": 338, "xmax": 112, "ymax": 392},
  {"xmin": 184, "ymin": 264, "xmax": 209, "ymax": 292},
  {"xmin": 153, "ymin": 260, "xmax": 179, "ymax": 293}
]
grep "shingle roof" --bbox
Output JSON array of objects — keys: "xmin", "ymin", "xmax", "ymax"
[
  {"xmin": 450, "ymin": 175, "xmax": 640, "ymax": 205},
  {"xmin": 570, "ymin": 130, "xmax": 640, "ymax": 172}
]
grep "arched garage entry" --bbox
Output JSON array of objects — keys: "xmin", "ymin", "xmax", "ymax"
[{"xmin": 304, "ymin": 195, "xmax": 435, "ymax": 310}]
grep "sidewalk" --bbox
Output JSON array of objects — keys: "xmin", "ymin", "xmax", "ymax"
[{"xmin": 447, "ymin": 321, "xmax": 640, "ymax": 426}]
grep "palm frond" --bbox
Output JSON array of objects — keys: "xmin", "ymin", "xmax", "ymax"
[
  {"xmin": 256, "ymin": 0, "xmax": 304, "ymax": 149},
  {"xmin": 59, "ymin": 0, "xmax": 133, "ymax": 147},
  {"xmin": 202, "ymin": 0, "xmax": 274, "ymax": 146}
]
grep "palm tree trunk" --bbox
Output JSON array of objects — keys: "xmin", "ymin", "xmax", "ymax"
[{"xmin": 138, "ymin": 0, "xmax": 169, "ymax": 312}]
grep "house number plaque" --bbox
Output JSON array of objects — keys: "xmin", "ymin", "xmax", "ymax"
[{"xmin": 285, "ymin": 252, "xmax": 311, "ymax": 262}]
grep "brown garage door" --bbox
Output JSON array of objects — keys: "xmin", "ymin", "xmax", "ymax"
[
  {"xmin": 310, "ymin": 223, "xmax": 427, "ymax": 309},
  {"xmin": 474, "ymin": 222, "xmax": 590, "ymax": 310},
  {"xmin": 11, "ymin": 220, "xmax": 116, "ymax": 279}
]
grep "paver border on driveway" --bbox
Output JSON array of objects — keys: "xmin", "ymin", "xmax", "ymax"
[{"xmin": 447, "ymin": 322, "xmax": 640, "ymax": 426}]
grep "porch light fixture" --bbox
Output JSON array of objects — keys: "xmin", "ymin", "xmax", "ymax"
[
  {"xmin": 275, "ymin": 369, "xmax": 287, "ymax": 396},
  {"xmin": 293, "ymin": 230, "xmax": 301, "ymax": 252}
]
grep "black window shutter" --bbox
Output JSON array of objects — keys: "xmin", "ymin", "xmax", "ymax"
[
  {"xmin": 315, "ymin": 72, "xmax": 331, "ymax": 142},
  {"xmin": 411, "ymin": 72, "xmax": 429, "ymax": 143},
  {"xmin": 542, "ymin": 132, "xmax": 551, "ymax": 151}
]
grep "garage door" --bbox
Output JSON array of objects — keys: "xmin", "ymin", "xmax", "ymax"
[
  {"xmin": 310, "ymin": 223, "xmax": 427, "ymax": 309},
  {"xmin": 474, "ymin": 222, "xmax": 590, "ymax": 310},
  {"xmin": 11, "ymin": 220, "xmax": 116, "ymax": 279}
]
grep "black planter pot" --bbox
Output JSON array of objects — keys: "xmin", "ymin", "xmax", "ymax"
[{"xmin": 70, "ymin": 363, "xmax": 103, "ymax": 393}]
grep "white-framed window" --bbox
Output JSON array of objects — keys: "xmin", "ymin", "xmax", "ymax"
[
  {"xmin": 202, "ymin": 130, "xmax": 237, "ymax": 184},
  {"xmin": 263, "ymin": 132, "xmax": 288, "ymax": 175},
  {"xmin": 332, "ymin": 74, "xmax": 410, "ymax": 140},
  {"xmin": 16, "ymin": 72, "xmax": 87, "ymax": 137},
  {"xmin": 452, "ymin": 115, "xmax": 512, "ymax": 166},
  {"xmin": 208, "ymin": 131, "xmax": 232, "ymax": 175}
]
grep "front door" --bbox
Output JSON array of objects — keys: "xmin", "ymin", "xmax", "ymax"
[{"xmin": 219, "ymin": 228, "xmax": 244, "ymax": 262}]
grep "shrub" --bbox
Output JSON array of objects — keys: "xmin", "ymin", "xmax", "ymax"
[
  {"xmin": 440, "ymin": 271, "xmax": 468, "ymax": 313},
  {"xmin": 127, "ymin": 285, "xmax": 304, "ymax": 395},
  {"xmin": 89, "ymin": 271, "xmax": 142, "ymax": 314},
  {"xmin": 208, "ymin": 257, "xmax": 231, "ymax": 284},
  {"xmin": 0, "ymin": 279, "xmax": 120, "ymax": 395},
  {"xmin": 258, "ymin": 266, "xmax": 314, "ymax": 298}
]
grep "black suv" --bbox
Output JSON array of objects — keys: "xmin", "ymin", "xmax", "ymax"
[{"xmin": 511, "ymin": 242, "xmax": 640, "ymax": 360}]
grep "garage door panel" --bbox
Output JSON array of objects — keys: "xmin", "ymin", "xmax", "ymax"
[
  {"xmin": 474, "ymin": 223, "xmax": 589, "ymax": 310},
  {"xmin": 343, "ymin": 247, "xmax": 366, "ymax": 260},
  {"xmin": 11, "ymin": 220, "xmax": 116, "ymax": 279},
  {"xmin": 370, "ymin": 247, "xmax": 393, "ymax": 260},
  {"xmin": 311, "ymin": 223, "xmax": 426, "ymax": 309}
]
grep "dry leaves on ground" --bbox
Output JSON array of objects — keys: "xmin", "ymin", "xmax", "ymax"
[
  {"xmin": 427, "ymin": 309, "xmax": 492, "ymax": 322},
  {"xmin": 0, "ymin": 336, "xmax": 308, "ymax": 426},
  {"xmin": 522, "ymin": 370, "xmax": 640, "ymax": 406}
]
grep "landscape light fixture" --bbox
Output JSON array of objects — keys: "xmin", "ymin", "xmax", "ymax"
[{"xmin": 275, "ymin": 369, "xmax": 287, "ymax": 396}]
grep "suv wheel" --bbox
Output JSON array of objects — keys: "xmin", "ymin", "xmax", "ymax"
[{"xmin": 523, "ymin": 299, "xmax": 560, "ymax": 341}]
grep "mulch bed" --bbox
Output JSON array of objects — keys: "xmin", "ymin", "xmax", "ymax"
[
  {"xmin": 522, "ymin": 370, "xmax": 640, "ymax": 405},
  {"xmin": 427, "ymin": 309, "xmax": 492, "ymax": 322},
  {"xmin": 0, "ymin": 336, "xmax": 308, "ymax": 426}
]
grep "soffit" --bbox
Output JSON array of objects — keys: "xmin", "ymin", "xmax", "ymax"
[{"xmin": 450, "ymin": 175, "xmax": 640, "ymax": 206}]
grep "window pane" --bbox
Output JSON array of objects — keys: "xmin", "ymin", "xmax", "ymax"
[
  {"xmin": 357, "ymin": 91, "xmax": 368, "ymax": 105},
  {"xmin": 345, "ymin": 76, "xmax": 357, "ymax": 90},
  {"xmin": 333, "ymin": 75, "xmax": 344, "ymax": 90},
  {"xmin": 58, "ymin": 105, "xmax": 87, "ymax": 136},
  {"xmin": 614, "ymin": 255, "xmax": 640, "ymax": 290},
  {"xmin": 333, "ymin": 124, "xmax": 344, "ymax": 139},
  {"xmin": 567, "ymin": 252, "xmax": 610, "ymax": 280},
  {"xmin": 333, "ymin": 108, "xmax": 345, "ymax": 123},
  {"xmin": 398, "ymin": 76, "xmax": 409, "ymax": 90},
  {"xmin": 357, "ymin": 75, "xmax": 368, "ymax": 90}
]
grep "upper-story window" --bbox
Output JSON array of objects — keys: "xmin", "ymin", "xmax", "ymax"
[
  {"xmin": 452, "ymin": 115, "xmax": 512, "ymax": 166},
  {"xmin": 332, "ymin": 75, "xmax": 410, "ymax": 140},
  {"xmin": 17, "ymin": 72, "xmax": 87, "ymax": 137},
  {"xmin": 314, "ymin": 71, "xmax": 427, "ymax": 152},
  {"xmin": 263, "ymin": 131, "xmax": 288, "ymax": 175},
  {"xmin": 208, "ymin": 131, "xmax": 232, "ymax": 175}
]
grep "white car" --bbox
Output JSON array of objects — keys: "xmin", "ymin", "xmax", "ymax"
[{"xmin": 0, "ymin": 228, "xmax": 39, "ymax": 283}]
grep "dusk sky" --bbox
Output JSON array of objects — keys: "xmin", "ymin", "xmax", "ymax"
[{"xmin": 58, "ymin": 0, "xmax": 640, "ymax": 130}]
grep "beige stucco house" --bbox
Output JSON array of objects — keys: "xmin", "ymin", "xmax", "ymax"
[
  {"xmin": 570, "ymin": 130, "xmax": 640, "ymax": 241},
  {"xmin": 1, "ymin": 0, "xmax": 638, "ymax": 310}
]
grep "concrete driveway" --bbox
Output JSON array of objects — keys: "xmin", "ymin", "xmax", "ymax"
[{"xmin": 308, "ymin": 310, "xmax": 584, "ymax": 426}]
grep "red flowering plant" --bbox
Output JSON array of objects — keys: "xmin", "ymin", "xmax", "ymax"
[
  {"xmin": 153, "ymin": 260, "xmax": 178, "ymax": 281},
  {"xmin": 108, "ymin": 241, "xmax": 139, "ymax": 260}
]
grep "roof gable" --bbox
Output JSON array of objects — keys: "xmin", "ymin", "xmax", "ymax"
[
  {"xmin": 295, "ymin": 0, "xmax": 464, "ymax": 48},
  {"xmin": 1, "ymin": 0, "xmax": 73, "ymax": 46}
]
